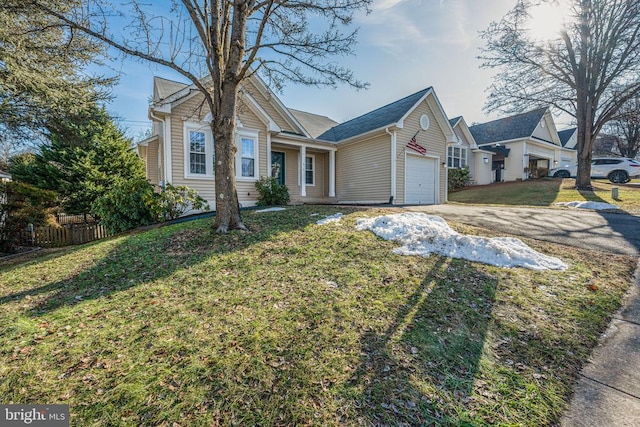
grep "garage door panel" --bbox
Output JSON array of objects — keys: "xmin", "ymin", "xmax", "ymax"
[{"xmin": 406, "ymin": 155, "xmax": 437, "ymax": 204}]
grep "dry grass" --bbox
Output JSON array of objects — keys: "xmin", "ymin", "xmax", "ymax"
[
  {"xmin": 449, "ymin": 178, "xmax": 640, "ymax": 214},
  {"xmin": 0, "ymin": 206, "xmax": 636, "ymax": 426}
]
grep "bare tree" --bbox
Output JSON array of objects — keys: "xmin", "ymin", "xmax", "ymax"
[
  {"xmin": 480, "ymin": 0, "xmax": 640, "ymax": 189},
  {"xmin": 30, "ymin": 0, "xmax": 370, "ymax": 232},
  {"xmin": 603, "ymin": 98, "xmax": 640, "ymax": 159}
]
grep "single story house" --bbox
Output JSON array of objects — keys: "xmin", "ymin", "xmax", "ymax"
[
  {"xmin": 468, "ymin": 108, "xmax": 577, "ymax": 182},
  {"xmin": 137, "ymin": 75, "xmax": 458, "ymax": 208}
]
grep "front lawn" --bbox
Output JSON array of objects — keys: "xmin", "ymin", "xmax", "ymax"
[
  {"xmin": 0, "ymin": 206, "xmax": 636, "ymax": 426},
  {"xmin": 449, "ymin": 178, "xmax": 640, "ymax": 214}
]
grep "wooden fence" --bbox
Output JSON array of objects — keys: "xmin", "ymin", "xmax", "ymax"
[
  {"xmin": 56, "ymin": 213, "xmax": 96, "ymax": 225},
  {"xmin": 20, "ymin": 223, "xmax": 112, "ymax": 248}
]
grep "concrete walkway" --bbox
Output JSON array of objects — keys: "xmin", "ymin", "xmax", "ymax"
[{"xmin": 404, "ymin": 204, "xmax": 640, "ymax": 426}]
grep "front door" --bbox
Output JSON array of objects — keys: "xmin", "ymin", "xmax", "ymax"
[
  {"xmin": 271, "ymin": 152, "xmax": 285, "ymax": 185},
  {"xmin": 492, "ymin": 160, "xmax": 504, "ymax": 182}
]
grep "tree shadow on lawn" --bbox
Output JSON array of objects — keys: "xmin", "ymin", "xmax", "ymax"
[
  {"xmin": 0, "ymin": 206, "xmax": 350, "ymax": 317},
  {"xmin": 452, "ymin": 179, "xmax": 563, "ymax": 207},
  {"xmin": 577, "ymin": 187, "xmax": 640, "ymax": 255},
  {"xmin": 347, "ymin": 257, "xmax": 499, "ymax": 426}
]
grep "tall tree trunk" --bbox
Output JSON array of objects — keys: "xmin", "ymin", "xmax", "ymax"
[
  {"xmin": 211, "ymin": 81, "xmax": 247, "ymax": 233},
  {"xmin": 210, "ymin": 0, "xmax": 251, "ymax": 233},
  {"xmin": 575, "ymin": 96, "xmax": 594, "ymax": 189},
  {"xmin": 575, "ymin": 0, "xmax": 593, "ymax": 190}
]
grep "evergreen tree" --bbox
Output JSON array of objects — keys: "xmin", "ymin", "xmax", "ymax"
[
  {"xmin": 10, "ymin": 106, "xmax": 147, "ymax": 214},
  {"xmin": 0, "ymin": 1, "xmax": 112, "ymax": 145}
]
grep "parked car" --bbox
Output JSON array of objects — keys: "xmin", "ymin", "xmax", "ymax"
[{"xmin": 548, "ymin": 157, "xmax": 640, "ymax": 183}]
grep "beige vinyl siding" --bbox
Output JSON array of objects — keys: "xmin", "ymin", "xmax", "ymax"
[
  {"xmin": 269, "ymin": 146, "xmax": 329, "ymax": 203},
  {"xmin": 336, "ymin": 134, "xmax": 391, "ymax": 203},
  {"xmin": 304, "ymin": 151, "xmax": 327, "ymax": 199},
  {"xmin": 167, "ymin": 93, "xmax": 267, "ymax": 208},
  {"xmin": 532, "ymin": 120, "xmax": 557, "ymax": 143},
  {"xmin": 146, "ymin": 141, "xmax": 160, "ymax": 185},
  {"xmin": 241, "ymin": 80, "xmax": 299, "ymax": 134},
  {"xmin": 473, "ymin": 153, "xmax": 493, "ymax": 185},
  {"xmin": 505, "ymin": 142, "xmax": 525, "ymax": 181},
  {"xmin": 279, "ymin": 147, "xmax": 302, "ymax": 201},
  {"xmin": 395, "ymin": 100, "xmax": 447, "ymax": 204},
  {"xmin": 528, "ymin": 142, "xmax": 556, "ymax": 161},
  {"xmin": 158, "ymin": 135, "xmax": 165, "ymax": 184}
]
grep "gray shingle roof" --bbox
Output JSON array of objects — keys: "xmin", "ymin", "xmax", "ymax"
[
  {"xmin": 317, "ymin": 88, "xmax": 432, "ymax": 142},
  {"xmin": 469, "ymin": 108, "xmax": 547, "ymax": 145},
  {"xmin": 288, "ymin": 109, "xmax": 339, "ymax": 139},
  {"xmin": 448, "ymin": 116, "xmax": 463, "ymax": 128},
  {"xmin": 558, "ymin": 128, "xmax": 577, "ymax": 147},
  {"xmin": 155, "ymin": 77, "xmax": 189, "ymax": 101}
]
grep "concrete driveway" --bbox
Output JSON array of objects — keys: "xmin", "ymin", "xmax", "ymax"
[{"xmin": 404, "ymin": 204, "xmax": 640, "ymax": 257}]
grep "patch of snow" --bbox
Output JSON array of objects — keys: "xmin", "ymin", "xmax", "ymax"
[
  {"xmin": 555, "ymin": 201, "xmax": 619, "ymax": 210},
  {"xmin": 316, "ymin": 213, "xmax": 343, "ymax": 225},
  {"xmin": 356, "ymin": 213, "xmax": 567, "ymax": 271},
  {"xmin": 255, "ymin": 207, "xmax": 287, "ymax": 213}
]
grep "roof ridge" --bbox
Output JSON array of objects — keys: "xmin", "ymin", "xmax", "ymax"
[
  {"xmin": 154, "ymin": 76, "xmax": 189, "ymax": 85},
  {"xmin": 336, "ymin": 87, "xmax": 432, "ymax": 128},
  {"xmin": 469, "ymin": 107, "xmax": 547, "ymax": 129}
]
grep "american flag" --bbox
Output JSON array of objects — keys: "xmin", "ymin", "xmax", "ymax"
[{"xmin": 407, "ymin": 132, "xmax": 426, "ymax": 155}]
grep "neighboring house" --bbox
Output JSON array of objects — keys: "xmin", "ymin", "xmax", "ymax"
[
  {"xmin": 557, "ymin": 128, "xmax": 578, "ymax": 166},
  {"xmin": 448, "ymin": 116, "xmax": 495, "ymax": 185},
  {"xmin": 469, "ymin": 108, "xmax": 577, "ymax": 182},
  {"xmin": 0, "ymin": 170, "xmax": 11, "ymax": 182},
  {"xmin": 137, "ymin": 75, "xmax": 456, "ymax": 208}
]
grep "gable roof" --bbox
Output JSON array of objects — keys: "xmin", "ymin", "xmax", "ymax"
[
  {"xmin": 318, "ymin": 88, "xmax": 432, "ymax": 142},
  {"xmin": 154, "ymin": 77, "xmax": 189, "ymax": 102},
  {"xmin": 558, "ymin": 128, "xmax": 577, "ymax": 147},
  {"xmin": 151, "ymin": 74, "xmax": 311, "ymax": 137},
  {"xmin": 469, "ymin": 108, "xmax": 548, "ymax": 145},
  {"xmin": 448, "ymin": 116, "xmax": 463, "ymax": 128},
  {"xmin": 288, "ymin": 109, "xmax": 339, "ymax": 139}
]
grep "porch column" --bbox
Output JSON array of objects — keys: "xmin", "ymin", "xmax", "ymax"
[
  {"xmin": 266, "ymin": 133, "xmax": 272, "ymax": 177},
  {"xmin": 300, "ymin": 145, "xmax": 307, "ymax": 197},
  {"xmin": 329, "ymin": 150, "xmax": 336, "ymax": 197}
]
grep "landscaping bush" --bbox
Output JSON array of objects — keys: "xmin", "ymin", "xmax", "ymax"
[
  {"xmin": 0, "ymin": 181, "xmax": 57, "ymax": 252},
  {"xmin": 255, "ymin": 176, "xmax": 290, "ymax": 206},
  {"xmin": 91, "ymin": 177, "xmax": 158, "ymax": 233},
  {"xmin": 158, "ymin": 183, "xmax": 210, "ymax": 220},
  {"xmin": 448, "ymin": 166, "xmax": 471, "ymax": 193}
]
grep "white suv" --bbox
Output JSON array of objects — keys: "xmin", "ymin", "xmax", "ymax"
[{"xmin": 548, "ymin": 157, "xmax": 640, "ymax": 183}]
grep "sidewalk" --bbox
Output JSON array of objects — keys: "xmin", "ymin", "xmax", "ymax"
[{"xmin": 561, "ymin": 262, "xmax": 640, "ymax": 426}]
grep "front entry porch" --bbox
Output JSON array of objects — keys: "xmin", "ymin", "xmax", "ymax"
[{"xmin": 269, "ymin": 139, "xmax": 336, "ymax": 204}]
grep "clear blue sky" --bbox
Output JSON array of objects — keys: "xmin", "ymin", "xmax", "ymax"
[{"xmin": 103, "ymin": 0, "xmax": 572, "ymax": 140}]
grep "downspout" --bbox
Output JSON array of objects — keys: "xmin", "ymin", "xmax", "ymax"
[
  {"xmin": 149, "ymin": 109, "xmax": 169, "ymax": 186},
  {"xmin": 385, "ymin": 127, "xmax": 397, "ymax": 204}
]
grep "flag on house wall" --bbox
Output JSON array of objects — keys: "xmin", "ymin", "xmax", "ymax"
[{"xmin": 407, "ymin": 131, "xmax": 427, "ymax": 155}]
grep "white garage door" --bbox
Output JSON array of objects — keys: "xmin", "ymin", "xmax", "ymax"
[{"xmin": 406, "ymin": 155, "xmax": 437, "ymax": 204}]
